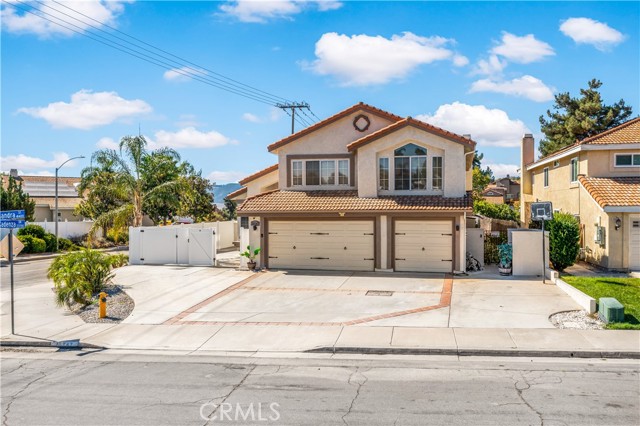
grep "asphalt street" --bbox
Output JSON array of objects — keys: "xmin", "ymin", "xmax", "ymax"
[
  {"xmin": 1, "ymin": 349, "xmax": 638, "ymax": 426},
  {"xmin": 1, "ymin": 258, "xmax": 52, "ymax": 289}
]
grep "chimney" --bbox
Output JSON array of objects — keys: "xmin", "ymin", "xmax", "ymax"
[
  {"xmin": 463, "ymin": 134, "xmax": 471, "ymax": 140},
  {"xmin": 521, "ymin": 134, "xmax": 534, "ymax": 166},
  {"xmin": 9, "ymin": 169, "xmax": 18, "ymax": 177}
]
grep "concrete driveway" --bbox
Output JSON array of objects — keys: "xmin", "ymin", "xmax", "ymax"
[{"xmin": 118, "ymin": 266, "xmax": 580, "ymax": 329}]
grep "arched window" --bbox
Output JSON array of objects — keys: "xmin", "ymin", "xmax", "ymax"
[{"xmin": 394, "ymin": 144, "xmax": 427, "ymax": 190}]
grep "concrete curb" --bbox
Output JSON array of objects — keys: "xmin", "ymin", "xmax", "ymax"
[
  {"xmin": 555, "ymin": 278, "xmax": 597, "ymax": 314},
  {"xmin": 0, "ymin": 340, "xmax": 105, "ymax": 350},
  {"xmin": 307, "ymin": 346, "xmax": 640, "ymax": 359},
  {"xmin": 1, "ymin": 246, "xmax": 128, "ymax": 264}
]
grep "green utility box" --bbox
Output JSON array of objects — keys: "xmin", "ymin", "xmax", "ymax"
[{"xmin": 598, "ymin": 298, "xmax": 625, "ymax": 323}]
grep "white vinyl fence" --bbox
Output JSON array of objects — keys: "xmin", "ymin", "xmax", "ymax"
[
  {"xmin": 0, "ymin": 220, "xmax": 102, "ymax": 240},
  {"xmin": 129, "ymin": 226, "xmax": 217, "ymax": 266},
  {"xmin": 171, "ymin": 220, "xmax": 237, "ymax": 250}
]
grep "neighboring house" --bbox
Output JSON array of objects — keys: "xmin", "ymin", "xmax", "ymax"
[
  {"xmin": 520, "ymin": 117, "xmax": 640, "ymax": 271},
  {"xmin": 234, "ymin": 102, "xmax": 476, "ymax": 273},
  {"xmin": 2, "ymin": 169, "xmax": 85, "ymax": 222},
  {"xmin": 481, "ymin": 185, "xmax": 507, "ymax": 204},
  {"xmin": 481, "ymin": 177, "xmax": 520, "ymax": 205}
]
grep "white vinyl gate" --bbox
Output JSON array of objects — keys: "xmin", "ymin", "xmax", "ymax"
[{"xmin": 129, "ymin": 226, "xmax": 216, "ymax": 266}]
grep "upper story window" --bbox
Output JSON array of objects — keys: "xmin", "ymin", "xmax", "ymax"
[
  {"xmin": 570, "ymin": 158, "xmax": 579, "ymax": 182},
  {"xmin": 394, "ymin": 144, "xmax": 427, "ymax": 190},
  {"xmin": 543, "ymin": 167, "xmax": 549, "ymax": 187},
  {"xmin": 614, "ymin": 153, "xmax": 640, "ymax": 167},
  {"xmin": 432, "ymin": 157, "xmax": 443, "ymax": 190},
  {"xmin": 291, "ymin": 159, "xmax": 350, "ymax": 187},
  {"xmin": 379, "ymin": 158, "xmax": 389, "ymax": 190}
]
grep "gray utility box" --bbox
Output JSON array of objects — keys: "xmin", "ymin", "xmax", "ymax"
[{"xmin": 599, "ymin": 297, "xmax": 625, "ymax": 323}]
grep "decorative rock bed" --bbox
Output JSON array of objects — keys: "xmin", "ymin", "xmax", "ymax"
[
  {"xmin": 549, "ymin": 310, "xmax": 605, "ymax": 330},
  {"xmin": 72, "ymin": 285, "xmax": 134, "ymax": 324}
]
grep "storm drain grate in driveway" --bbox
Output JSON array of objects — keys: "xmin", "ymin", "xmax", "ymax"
[{"xmin": 365, "ymin": 290, "xmax": 394, "ymax": 297}]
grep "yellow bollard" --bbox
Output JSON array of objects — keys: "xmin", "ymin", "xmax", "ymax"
[{"xmin": 99, "ymin": 292, "xmax": 107, "ymax": 318}]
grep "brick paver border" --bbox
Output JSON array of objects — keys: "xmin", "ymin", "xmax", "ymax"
[{"xmin": 165, "ymin": 273, "xmax": 454, "ymax": 327}]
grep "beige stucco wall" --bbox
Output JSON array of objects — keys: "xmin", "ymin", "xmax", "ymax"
[
  {"xmin": 355, "ymin": 127, "xmax": 467, "ymax": 198},
  {"xmin": 276, "ymin": 111, "xmax": 396, "ymax": 190},
  {"xmin": 585, "ymin": 149, "xmax": 640, "ymax": 177},
  {"xmin": 245, "ymin": 169, "xmax": 279, "ymax": 198}
]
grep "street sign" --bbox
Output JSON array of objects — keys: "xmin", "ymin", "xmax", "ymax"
[
  {"xmin": 0, "ymin": 234, "xmax": 24, "ymax": 259},
  {"xmin": 0, "ymin": 210, "xmax": 25, "ymax": 220},
  {"xmin": 51, "ymin": 339, "xmax": 80, "ymax": 348},
  {"xmin": 0, "ymin": 220, "xmax": 26, "ymax": 229}
]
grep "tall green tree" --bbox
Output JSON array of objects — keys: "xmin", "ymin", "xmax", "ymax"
[
  {"xmin": 176, "ymin": 173, "xmax": 216, "ymax": 222},
  {"xmin": 538, "ymin": 79, "xmax": 633, "ymax": 157},
  {"xmin": 471, "ymin": 151, "xmax": 493, "ymax": 200},
  {"xmin": 222, "ymin": 197, "xmax": 237, "ymax": 220},
  {"xmin": 1, "ymin": 175, "xmax": 35, "ymax": 221}
]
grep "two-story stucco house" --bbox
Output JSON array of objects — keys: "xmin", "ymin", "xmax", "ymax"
[
  {"xmin": 230, "ymin": 103, "xmax": 476, "ymax": 273},
  {"xmin": 520, "ymin": 117, "xmax": 640, "ymax": 271}
]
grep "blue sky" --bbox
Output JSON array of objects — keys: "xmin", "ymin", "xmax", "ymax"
[{"xmin": 2, "ymin": 1, "xmax": 638, "ymax": 184}]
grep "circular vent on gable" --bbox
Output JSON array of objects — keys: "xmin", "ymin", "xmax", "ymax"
[{"xmin": 353, "ymin": 114, "xmax": 371, "ymax": 132}]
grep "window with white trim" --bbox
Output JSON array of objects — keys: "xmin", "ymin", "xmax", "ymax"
[
  {"xmin": 543, "ymin": 167, "xmax": 549, "ymax": 187},
  {"xmin": 379, "ymin": 158, "xmax": 389, "ymax": 190},
  {"xmin": 394, "ymin": 143, "xmax": 427, "ymax": 190},
  {"xmin": 292, "ymin": 161, "xmax": 303, "ymax": 186},
  {"xmin": 293, "ymin": 159, "xmax": 350, "ymax": 186},
  {"xmin": 432, "ymin": 157, "xmax": 443, "ymax": 190},
  {"xmin": 570, "ymin": 158, "xmax": 579, "ymax": 182},
  {"xmin": 614, "ymin": 153, "xmax": 640, "ymax": 167}
]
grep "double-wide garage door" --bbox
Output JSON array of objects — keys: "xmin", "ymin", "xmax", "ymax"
[
  {"xmin": 395, "ymin": 220, "xmax": 453, "ymax": 273},
  {"xmin": 268, "ymin": 220, "xmax": 375, "ymax": 271}
]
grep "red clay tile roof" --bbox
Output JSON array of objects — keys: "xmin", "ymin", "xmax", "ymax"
[
  {"xmin": 226, "ymin": 186, "xmax": 247, "ymax": 200},
  {"xmin": 267, "ymin": 102, "xmax": 403, "ymax": 152},
  {"xmin": 530, "ymin": 117, "xmax": 640, "ymax": 166},
  {"xmin": 238, "ymin": 164, "xmax": 278, "ymax": 185},
  {"xmin": 579, "ymin": 176, "xmax": 640, "ymax": 208},
  {"xmin": 31, "ymin": 197, "xmax": 81, "ymax": 209},
  {"xmin": 238, "ymin": 190, "xmax": 472, "ymax": 214},
  {"xmin": 347, "ymin": 117, "xmax": 476, "ymax": 152}
]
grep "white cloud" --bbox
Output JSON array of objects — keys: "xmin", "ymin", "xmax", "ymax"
[
  {"xmin": 452, "ymin": 54, "xmax": 469, "ymax": 67},
  {"xmin": 306, "ymin": 32, "xmax": 458, "ymax": 86},
  {"xmin": 175, "ymin": 114, "xmax": 201, "ymax": 128},
  {"xmin": 242, "ymin": 113, "xmax": 262, "ymax": 123},
  {"xmin": 472, "ymin": 54, "xmax": 507, "ymax": 77},
  {"xmin": 0, "ymin": 152, "xmax": 76, "ymax": 172},
  {"xmin": 470, "ymin": 75, "xmax": 555, "ymax": 102},
  {"xmin": 219, "ymin": 0, "xmax": 341, "ymax": 23},
  {"xmin": 18, "ymin": 90, "xmax": 152, "ymax": 130},
  {"xmin": 490, "ymin": 32, "xmax": 555, "ymax": 63},
  {"xmin": 416, "ymin": 102, "xmax": 530, "ymax": 148},
  {"xmin": 147, "ymin": 127, "xmax": 233, "ymax": 149},
  {"xmin": 206, "ymin": 170, "xmax": 245, "ymax": 184},
  {"xmin": 96, "ymin": 137, "xmax": 119, "ymax": 150},
  {"xmin": 486, "ymin": 163, "xmax": 520, "ymax": 178},
  {"xmin": 1, "ymin": 1, "xmax": 130, "ymax": 37},
  {"xmin": 560, "ymin": 17, "xmax": 625, "ymax": 51},
  {"xmin": 163, "ymin": 67, "xmax": 208, "ymax": 82}
]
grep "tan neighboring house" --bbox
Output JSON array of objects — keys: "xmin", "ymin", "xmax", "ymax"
[
  {"xmin": 232, "ymin": 102, "xmax": 476, "ymax": 273},
  {"xmin": 481, "ymin": 185, "xmax": 508, "ymax": 204},
  {"xmin": 2, "ymin": 169, "xmax": 85, "ymax": 222},
  {"xmin": 520, "ymin": 117, "xmax": 640, "ymax": 271},
  {"xmin": 481, "ymin": 177, "xmax": 520, "ymax": 205}
]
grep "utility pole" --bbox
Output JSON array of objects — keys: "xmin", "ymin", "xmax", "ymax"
[{"xmin": 276, "ymin": 102, "xmax": 310, "ymax": 134}]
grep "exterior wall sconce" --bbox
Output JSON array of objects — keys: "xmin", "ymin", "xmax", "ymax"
[
  {"xmin": 615, "ymin": 217, "xmax": 622, "ymax": 231},
  {"xmin": 251, "ymin": 220, "xmax": 260, "ymax": 231}
]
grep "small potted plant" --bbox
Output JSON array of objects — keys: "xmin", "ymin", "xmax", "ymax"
[
  {"xmin": 497, "ymin": 243, "xmax": 512, "ymax": 276},
  {"xmin": 240, "ymin": 245, "xmax": 261, "ymax": 271}
]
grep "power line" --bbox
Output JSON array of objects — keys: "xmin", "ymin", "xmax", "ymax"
[{"xmin": 277, "ymin": 102, "xmax": 312, "ymax": 134}]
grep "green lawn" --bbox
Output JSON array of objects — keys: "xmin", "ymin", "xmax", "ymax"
[{"xmin": 561, "ymin": 276, "xmax": 640, "ymax": 330}]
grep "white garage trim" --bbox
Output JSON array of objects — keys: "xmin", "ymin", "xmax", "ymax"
[
  {"xmin": 630, "ymin": 215, "xmax": 640, "ymax": 271},
  {"xmin": 393, "ymin": 219, "xmax": 454, "ymax": 273},
  {"xmin": 266, "ymin": 219, "xmax": 375, "ymax": 271}
]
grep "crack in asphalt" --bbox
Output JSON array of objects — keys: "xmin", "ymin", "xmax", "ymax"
[
  {"xmin": 342, "ymin": 368, "xmax": 369, "ymax": 426},
  {"xmin": 2, "ymin": 370, "xmax": 47, "ymax": 426},
  {"xmin": 201, "ymin": 365, "xmax": 257, "ymax": 426},
  {"xmin": 513, "ymin": 373, "xmax": 544, "ymax": 426}
]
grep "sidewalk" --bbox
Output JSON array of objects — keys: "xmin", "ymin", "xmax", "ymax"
[{"xmin": 2, "ymin": 323, "xmax": 639, "ymax": 358}]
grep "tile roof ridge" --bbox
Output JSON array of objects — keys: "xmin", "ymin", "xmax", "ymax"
[{"xmin": 578, "ymin": 116, "xmax": 640, "ymax": 145}]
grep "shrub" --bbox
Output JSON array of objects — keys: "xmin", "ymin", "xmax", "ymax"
[
  {"xmin": 47, "ymin": 249, "xmax": 117, "ymax": 308},
  {"xmin": 106, "ymin": 228, "xmax": 129, "ymax": 245},
  {"xmin": 17, "ymin": 224, "xmax": 46, "ymax": 239},
  {"xmin": 473, "ymin": 200, "xmax": 518, "ymax": 222},
  {"xmin": 108, "ymin": 253, "xmax": 129, "ymax": 268},
  {"xmin": 548, "ymin": 212, "xmax": 580, "ymax": 271},
  {"xmin": 17, "ymin": 234, "xmax": 46, "ymax": 253},
  {"xmin": 43, "ymin": 233, "xmax": 57, "ymax": 252},
  {"xmin": 57, "ymin": 237, "xmax": 79, "ymax": 251}
]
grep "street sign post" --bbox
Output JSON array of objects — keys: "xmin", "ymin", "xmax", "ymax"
[{"xmin": 1, "ymin": 209, "xmax": 26, "ymax": 334}]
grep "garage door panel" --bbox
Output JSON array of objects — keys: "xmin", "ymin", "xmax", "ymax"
[
  {"xmin": 395, "ymin": 220, "xmax": 453, "ymax": 273},
  {"xmin": 630, "ymin": 217, "xmax": 640, "ymax": 271},
  {"xmin": 268, "ymin": 220, "xmax": 374, "ymax": 271}
]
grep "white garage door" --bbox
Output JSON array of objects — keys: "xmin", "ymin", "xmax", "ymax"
[
  {"xmin": 268, "ymin": 220, "xmax": 374, "ymax": 271},
  {"xmin": 395, "ymin": 220, "xmax": 453, "ymax": 273},
  {"xmin": 630, "ymin": 217, "xmax": 640, "ymax": 271}
]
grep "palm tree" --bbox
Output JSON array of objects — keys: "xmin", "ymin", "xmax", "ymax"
[{"xmin": 85, "ymin": 135, "xmax": 185, "ymax": 237}]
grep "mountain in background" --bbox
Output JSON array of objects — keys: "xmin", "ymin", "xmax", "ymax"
[{"xmin": 211, "ymin": 183, "xmax": 242, "ymax": 207}]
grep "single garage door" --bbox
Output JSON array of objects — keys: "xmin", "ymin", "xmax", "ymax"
[
  {"xmin": 630, "ymin": 217, "xmax": 640, "ymax": 271},
  {"xmin": 268, "ymin": 220, "xmax": 374, "ymax": 271},
  {"xmin": 395, "ymin": 220, "xmax": 453, "ymax": 273}
]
